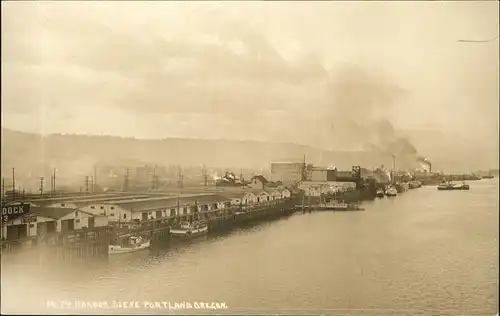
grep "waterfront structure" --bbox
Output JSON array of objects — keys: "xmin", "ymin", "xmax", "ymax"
[
  {"xmin": 28, "ymin": 193, "xmax": 143, "ymax": 207},
  {"xmin": 43, "ymin": 195, "xmax": 153, "ymax": 209},
  {"xmin": 280, "ymin": 188, "xmax": 292, "ymax": 199},
  {"xmin": 298, "ymin": 181, "xmax": 356, "ymax": 196},
  {"xmin": 1, "ymin": 206, "xmax": 109, "ymax": 240},
  {"xmin": 304, "ymin": 165, "xmax": 333, "ymax": 181},
  {"xmin": 224, "ymin": 191, "xmax": 258, "ymax": 206},
  {"xmin": 303, "ymin": 165, "xmax": 372, "ymax": 183},
  {"xmin": 265, "ymin": 188, "xmax": 282, "ymax": 200},
  {"xmin": 80, "ymin": 194, "xmax": 232, "ymax": 224},
  {"xmin": 255, "ymin": 190, "xmax": 271, "ymax": 203}
]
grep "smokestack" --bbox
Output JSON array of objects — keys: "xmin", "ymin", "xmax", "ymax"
[{"xmin": 429, "ymin": 163, "xmax": 432, "ymax": 174}]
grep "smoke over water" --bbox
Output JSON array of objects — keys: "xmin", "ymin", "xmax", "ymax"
[{"xmin": 321, "ymin": 65, "xmax": 425, "ymax": 169}]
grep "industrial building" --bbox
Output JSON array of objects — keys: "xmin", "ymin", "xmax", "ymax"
[{"xmin": 270, "ymin": 162, "xmax": 306, "ymax": 186}]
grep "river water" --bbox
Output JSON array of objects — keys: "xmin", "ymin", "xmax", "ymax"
[{"xmin": 2, "ymin": 179, "xmax": 498, "ymax": 315}]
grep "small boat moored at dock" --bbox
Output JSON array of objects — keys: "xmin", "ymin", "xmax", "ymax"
[
  {"xmin": 109, "ymin": 235, "xmax": 150, "ymax": 255},
  {"xmin": 170, "ymin": 221, "xmax": 208, "ymax": 239},
  {"xmin": 395, "ymin": 182, "xmax": 409, "ymax": 193},
  {"xmin": 408, "ymin": 181, "xmax": 422, "ymax": 189},
  {"xmin": 316, "ymin": 201, "xmax": 364, "ymax": 211},
  {"xmin": 385, "ymin": 186, "xmax": 398, "ymax": 197},
  {"xmin": 437, "ymin": 181, "xmax": 470, "ymax": 191},
  {"xmin": 376, "ymin": 188, "xmax": 385, "ymax": 198}
]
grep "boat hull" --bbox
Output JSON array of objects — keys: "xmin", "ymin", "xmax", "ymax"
[
  {"xmin": 385, "ymin": 189, "xmax": 398, "ymax": 196},
  {"xmin": 109, "ymin": 241, "xmax": 150, "ymax": 254},
  {"xmin": 437, "ymin": 186, "xmax": 469, "ymax": 191},
  {"xmin": 170, "ymin": 227, "xmax": 208, "ymax": 239},
  {"xmin": 317, "ymin": 203, "xmax": 364, "ymax": 211}
]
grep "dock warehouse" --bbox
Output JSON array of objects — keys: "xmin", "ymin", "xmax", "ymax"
[
  {"xmin": 29, "ymin": 193, "xmax": 153, "ymax": 207},
  {"xmin": 1, "ymin": 206, "xmax": 108, "ymax": 240},
  {"xmin": 81, "ymin": 194, "xmax": 233, "ymax": 224}
]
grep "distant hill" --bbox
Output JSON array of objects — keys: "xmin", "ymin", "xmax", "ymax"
[
  {"xmin": 1, "ymin": 128, "xmax": 395, "ymax": 175},
  {"xmin": 2, "ymin": 128, "xmax": 491, "ymax": 184}
]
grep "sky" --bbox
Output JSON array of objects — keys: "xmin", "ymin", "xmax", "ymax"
[{"xmin": 1, "ymin": 1, "xmax": 499, "ymax": 165}]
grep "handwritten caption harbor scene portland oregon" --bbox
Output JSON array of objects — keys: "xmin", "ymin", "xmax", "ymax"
[{"xmin": 1, "ymin": 1, "xmax": 498, "ymax": 315}]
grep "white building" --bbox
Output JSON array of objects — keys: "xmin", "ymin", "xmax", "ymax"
[
  {"xmin": 265, "ymin": 189, "xmax": 282, "ymax": 200},
  {"xmin": 76, "ymin": 194, "xmax": 233, "ymax": 224},
  {"xmin": 248, "ymin": 175, "xmax": 269, "ymax": 190},
  {"xmin": 254, "ymin": 190, "xmax": 271, "ymax": 203},
  {"xmin": 279, "ymin": 188, "xmax": 292, "ymax": 199},
  {"xmin": 222, "ymin": 191, "xmax": 257, "ymax": 206},
  {"xmin": 1, "ymin": 206, "xmax": 109, "ymax": 240}
]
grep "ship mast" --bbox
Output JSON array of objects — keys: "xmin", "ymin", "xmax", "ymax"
[{"xmin": 392, "ymin": 154, "xmax": 396, "ymax": 185}]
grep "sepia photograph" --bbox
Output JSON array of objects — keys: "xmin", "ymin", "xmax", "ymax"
[{"xmin": 1, "ymin": 1, "xmax": 498, "ymax": 315}]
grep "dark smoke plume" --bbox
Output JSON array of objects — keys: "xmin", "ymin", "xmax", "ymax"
[{"xmin": 324, "ymin": 65, "xmax": 423, "ymax": 167}]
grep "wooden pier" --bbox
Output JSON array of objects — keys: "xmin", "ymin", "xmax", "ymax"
[
  {"xmin": 1, "ymin": 226, "xmax": 113, "ymax": 263},
  {"xmin": 1, "ymin": 197, "xmax": 298, "ymax": 261},
  {"xmin": 109, "ymin": 198, "xmax": 298, "ymax": 244}
]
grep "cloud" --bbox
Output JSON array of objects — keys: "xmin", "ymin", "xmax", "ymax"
[{"xmin": 1, "ymin": 1, "xmax": 498, "ymax": 169}]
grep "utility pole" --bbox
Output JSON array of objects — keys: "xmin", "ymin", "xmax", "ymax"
[
  {"xmin": 202, "ymin": 166, "xmax": 208, "ymax": 187},
  {"xmin": 178, "ymin": 168, "xmax": 184, "ymax": 189},
  {"xmin": 93, "ymin": 165, "xmax": 97, "ymax": 193},
  {"xmin": 12, "ymin": 168, "xmax": 16, "ymax": 201},
  {"xmin": 53, "ymin": 168, "xmax": 56, "ymax": 196},
  {"xmin": 50, "ymin": 173, "xmax": 54, "ymax": 197},
  {"xmin": 39, "ymin": 177, "xmax": 44, "ymax": 196},
  {"xmin": 1, "ymin": 177, "xmax": 4, "ymax": 202},
  {"xmin": 123, "ymin": 168, "xmax": 130, "ymax": 192},
  {"xmin": 151, "ymin": 165, "xmax": 157, "ymax": 190},
  {"xmin": 392, "ymin": 154, "xmax": 396, "ymax": 185},
  {"xmin": 90, "ymin": 176, "xmax": 94, "ymax": 194},
  {"xmin": 85, "ymin": 176, "xmax": 90, "ymax": 193},
  {"xmin": 85, "ymin": 176, "xmax": 91, "ymax": 194},
  {"xmin": 302, "ymin": 154, "xmax": 307, "ymax": 182}
]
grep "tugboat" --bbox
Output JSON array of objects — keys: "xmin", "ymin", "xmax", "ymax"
[
  {"xmin": 437, "ymin": 180, "xmax": 470, "ymax": 191},
  {"xmin": 170, "ymin": 220, "xmax": 208, "ymax": 239}
]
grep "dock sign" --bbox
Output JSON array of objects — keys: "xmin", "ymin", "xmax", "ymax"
[{"xmin": 2, "ymin": 202, "xmax": 31, "ymax": 224}]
